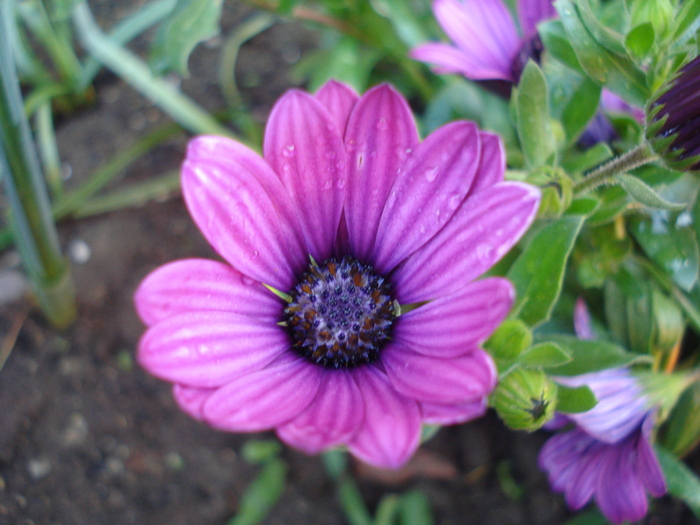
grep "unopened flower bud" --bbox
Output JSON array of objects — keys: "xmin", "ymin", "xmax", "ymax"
[
  {"xmin": 528, "ymin": 167, "xmax": 572, "ymax": 218},
  {"xmin": 491, "ymin": 367, "xmax": 558, "ymax": 431},
  {"xmin": 645, "ymin": 55, "xmax": 700, "ymax": 172}
]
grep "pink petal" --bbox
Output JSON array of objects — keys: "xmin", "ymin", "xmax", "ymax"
[
  {"xmin": 467, "ymin": 132, "xmax": 505, "ymax": 195},
  {"xmin": 433, "ymin": 0, "xmax": 520, "ymax": 81},
  {"xmin": 517, "ymin": 0, "xmax": 557, "ymax": 37},
  {"xmin": 573, "ymin": 297, "xmax": 595, "ymax": 340},
  {"xmin": 134, "ymin": 258, "xmax": 283, "ymax": 327},
  {"xmin": 264, "ymin": 90, "xmax": 346, "ymax": 261},
  {"xmin": 637, "ymin": 417, "xmax": 666, "ymax": 497},
  {"xmin": 410, "ymin": 42, "xmax": 514, "ymax": 81},
  {"xmin": 173, "ymin": 384, "xmax": 215, "ymax": 421},
  {"xmin": 276, "ymin": 369, "xmax": 365, "ymax": 454},
  {"xmin": 595, "ymin": 442, "xmax": 648, "ymax": 524},
  {"xmin": 137, "ymin": 311, "xmax": 287, "ymax": 388},
  {"xmin": 344, "ymin": 84, "xmax": 420, "ymax": 261},
  {"xmin": 382, "ymin": 345, "xmax": 497, "ymax": 404},
  {"xmin": 393, "ymin": 182, "xmax": 540, "ymax": 303},
  {"xmin": 314, "ymin": 80, "xmax": 359, "ymax": 136},
  {"xmin": 202, "ymin": 353, "xmax": 322, "ymax": 432},
  {"xmin": 182, "ymin": 136, "xmax": 306, "ymax": 291},
  {"xmin": 420, "ymin": 398, "xmax": 488, "ymax": 425},
  {"xmin": 395, "ymin": 277, "xmax": 513, "ymax": 358},
  {"xmin": 348, "ymin": 366, "xmax": 421, "ymax": 469},
  {"xmin": 372, "ymin": 121, "xmax": 481, "ymax": 273}
]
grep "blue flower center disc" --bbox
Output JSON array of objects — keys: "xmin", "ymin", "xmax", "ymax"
[{"xmin": 284, "ymin": 256, "xmax": 398, "ymax": 369}]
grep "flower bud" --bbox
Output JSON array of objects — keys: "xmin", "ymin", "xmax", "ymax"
[
  {"xmin": 527, "ymin": 167, "xmax": 573, "ymax": 218},
  {"xmin": 645, "ymin": 55, "xmax": 700, "ymax": 172},
  {"xmin": 491, "ymin": 367, "xmax": 558, "ymax": 431}
]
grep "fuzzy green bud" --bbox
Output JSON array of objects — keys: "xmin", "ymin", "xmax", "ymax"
[
  {"xmin": 528, "ymin": 167, "xmax": 573, "ymax": 218},
  {"xmin": 491, "ymin": 367, "xmax": 558, "ymax": 431}
]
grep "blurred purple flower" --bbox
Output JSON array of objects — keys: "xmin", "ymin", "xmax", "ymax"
[
  {"xmin": 134, "ymin": 80, "xmax": 540, "ymax": 469},
  {"xmin": 540, "ymin": 302, "xmax": 666, "ymax": 523},
  {"xmin": 410, "ymin": 0, "xmax": 556, "ymax": 82}
]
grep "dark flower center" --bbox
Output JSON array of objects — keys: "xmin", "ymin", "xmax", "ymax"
[{"xmin": 284, "ymin": 256, "xmax": 398, "ymax": 369}]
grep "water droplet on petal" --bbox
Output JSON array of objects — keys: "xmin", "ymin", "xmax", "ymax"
[
  {"xmin": 282, "ymin": 144, "xmax": 296, "ymax": 158},
  {"xmin": 424, "ymin": 167, "xmax": 439, "ymax": 182},
  {"xmin": 324, "ymin": 179, "xmax": 333, "ymax": 190},
  {"xmin": 448, "ymin": 194, "xmax": 462, "ymax": 210},
  {"xmin": 376, "ymin": 118, "xmax": 388, "ymax": 131},
  {"xmin": 336, "ymin": 179, "xmax": 346, "ymax": 189}
]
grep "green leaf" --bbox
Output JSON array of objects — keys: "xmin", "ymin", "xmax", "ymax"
[
  {"xmin": 566, "ymin": 196, "xmax": 599, "ymax": 216},
  {"xmin": 518, "ymin": 342, "xmax": 572, "ymax": 368},
  {"xmin": 615, "ymin": 174, "xmax": 686, "ymax": 210},
  {"xmin": 555, "ymin": 384, "xmax": 597, "ymax": 413},
  {"xmin": 655, "ymin": 446, "xmax": 700, "ymax": 519},
  {"xmin": 514, "ymin": 61, "xmax": 556, "ymax": 169},
  {"xmin": 587, "ymin": 186, "xmax": 629, "ymax": 225},
  {"xmin": 485, "ymin": 318, "xmax": 533, "ymax": 362},
  {"xmin": 577, "ymin": 0, "xmax": 627, "ymax": 55},
  {"xmin": 398, "ymin": 490, "xmax": 434, "ymax": 525},
  {"xmin": 508, "ymin": 215, "xmax": 585, "ymax": 327},
  {"xmin": 150, "ymin": 0, "xmax": 224, "ymax": 77},
  {"xmin": 560, "ymin": 77, "xmax": 601, "ymax": 145},
  {"xmin": 671, "ymin": 0, "xmax": 700, "ymax": 43},
  {"xmin": 541, "ymin": 335, "xmax": 651, "ymax": 376},
  {"xmin": 629, "ymin": 212, "xmax": 700, "ymax": 292},
  {"xmin": 555, "ymin": 0, "xmax": 650, "ymax": 107},
  {"xmin": 660, "ymin": 381, "xmax": 700, "ymax": 457},
  {"xmin": 625, "ymin": 22, "xmax": 655, "ymax": 60},
  {"xmin": 227, "ymin": 458, "xmax": 287, "ymax": 525},
  {"xmin": 538, "ymin": 19, "xmax": 583, "ymax": 73}
]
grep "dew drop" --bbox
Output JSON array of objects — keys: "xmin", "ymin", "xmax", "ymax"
[
  {"xmin": 376, "ymin": 118, "xmax": 388, "ymax": 131},
  {"xmin": 424, "ymin": 167, "xmax": 439, "ymax": 182},
  {"xmin": 324, "ymin": 179, "xmax": 334, "ymax": 190},
  {"xmin": 336, "ymin": 179, "xmax": 346, "ymax": 189},
  {"xmin": 282, "ymin": 144, "xmax": 296, "ymax": 158},
  {"xmin": 448, "ymin": 194, "xmax": 462, "ymax": 210}
]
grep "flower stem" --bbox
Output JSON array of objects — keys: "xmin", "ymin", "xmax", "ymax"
[
  {"xmin": 573, "ymin": 144, "xmax": 658, "ymax": 196},
  {"xmin": 0, "ymin": 11, "xmax": 76, "ymax": 328}
]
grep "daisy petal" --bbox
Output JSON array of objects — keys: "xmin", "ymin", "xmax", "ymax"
[
  {"xmin": 314, "ymin": 80, "xmax": 359, "ymax": 136},
  {"xmin": 173, "ymin": 384, "xmax": 215, "ymax": 421},
  {"xmin": 636, "ymin": 417, "xmax": 666, "ymax": 496},
  {"xmin": 276, "ymin": 370, "xmax": 365, "ymax": 454},
  {"xmin": 596, "ymin": 442, "xmax": 648, "ymax": 524},
  {"xmin": 182, "ymin": 136, "xmax": 306, "ymax": 290},
  {"xmin": 203, "ymin": 353, "xmax": 322, "ymax": 432},
  {"xmin": 135, "ymin": 259, "xmax": 282, "ymax": 327},
  {"xmin": 348, "ymin": 366, "xmax": 421, "ymax": 469},
  {"xmin": 434, "ymin": 0, "xmax": 519, "ymax": 81},
  {"xmin": 518, "ymin": 0, "xmax": 557, "ymax": 37},
  {"xmin": 344, "ymin": 84, "xmax": 420, "ymax": 261},
  {"xmin": 264, "ymin": 90, "xmax": 346, "ymax": 261},
  {"xmin": 410, "ymin": 43, "xmax": 513, "ymax": 80},
  {"xmin": 395, "ymin": 277, "xmax": 513, "ymax": 358},
  {"xmin": 394, "ymin": 182, "xmax": 540, "ymax": 303},
  {"xmin": 468, "ymin": 131, "xmax": 505, "ymax": 195},
  {"xmin": 383, "ymin": 345, "xmax": 497, "ymax": 404},
  {"xmin": 138, "ymin": 311, "xmax": 287, "ymax": 388},
  {"xmin": 420, "ymin": 398, "xmax": 488, "ymax": 425},
  {"xmin": 373, "ymin": 121, "xmax": 481, "ymax": 273}
]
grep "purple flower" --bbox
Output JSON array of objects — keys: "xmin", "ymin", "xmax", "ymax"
[
  {"xmin": 539, "ymin": 369, "xmax": 666, "ymax": 522},
  {"xmin": 410, "ymin": 0, "xmax": 556, "ymax": 82},
  {"xmin": 134, "ymin": 80, "xmax": 540, "ymax": 469}
]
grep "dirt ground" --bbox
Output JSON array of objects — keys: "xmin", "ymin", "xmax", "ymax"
[{"xmin": 0, "ymin": 2, "xmax": 698, "ymax": 524}]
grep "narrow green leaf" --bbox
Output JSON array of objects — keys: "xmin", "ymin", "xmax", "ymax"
[
  {"xmin": 556, "ymin": 384, "xmax": 597, "ymax": 413},
  {"xmin": 629, "ymin": 212, "xmax": 700, "ymax": 292},
  {"xmin": 566, "ymin": 196, "xmax": 599, "ymax": 216},
  {"xmin": 616, "ymin": 174, "xmax": 686, "ymax": 211},
  {"xmin": 398, "ymin": 490, "xmax": 434, "ymax": 525},
  {"xmin": 561, "ymin": 77, "xmax": 601, "ymax": 145},
  {"xmin": 374, "ymin": 495, "xmax": 400, "ymax": 525},
  {"xmin": 514, "ymin": 61, "xmax": 556, "ymax": 169},
  {"xmin": 228, "ymin": 458, "xmax": 287, "ymax": 525},
  {"xmin": 508, "ymin": 215, "xmax": 585, "ymax": 327},
  {"xmin": 150, "ymin": 0, "xmax": 224, "ymax": 77},
  {"xmin": 655, "ymin": 446, "xmax": 700, "ymax": 519},
  {"xmin": 671, "ymin": 0, "xmax": 700, "ymax": 43},
  {"xmin": 542, "ymin": 335, "xmax": 651, "ymax": 376},
  {"xmin": 518, "ymin": 342, "xmax": 572, "ymax": 368},
  {"xmin": 660, "ymin": 381, "xmax": 700, "ymax": 457},
  {"xmin": 555, "ymin": 0, "xmax": 650, "ymax": 107}
]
